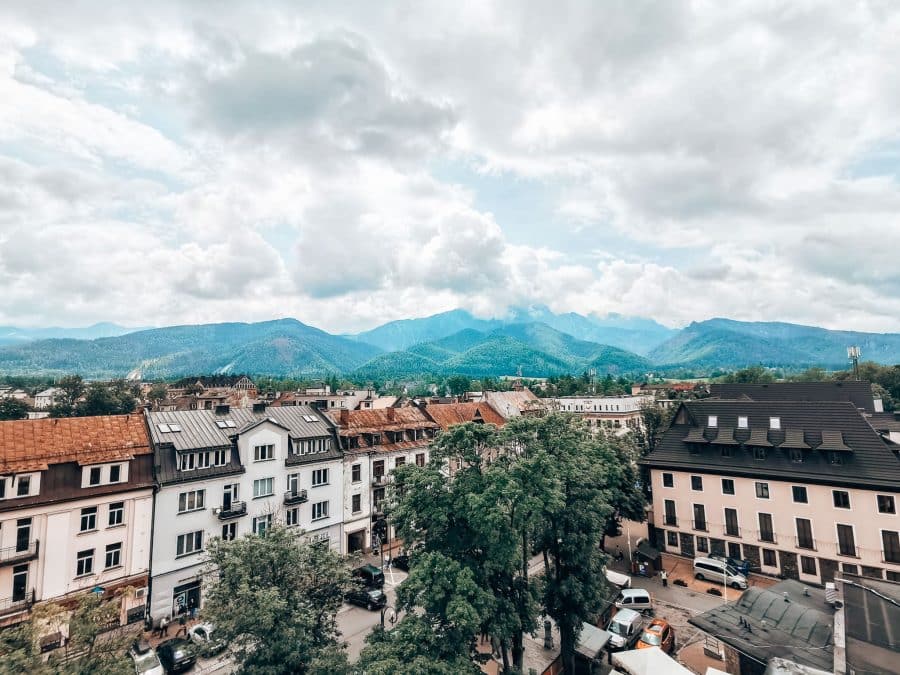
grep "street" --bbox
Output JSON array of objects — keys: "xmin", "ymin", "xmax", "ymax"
[{"xmin": 338, "ymin": 565, "xmax": 409, "ymax": 661}]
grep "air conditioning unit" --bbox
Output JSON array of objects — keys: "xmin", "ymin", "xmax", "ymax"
[
  {"xmin": 135, "ymin": 587, "xmax": 147, "ymax": 599},
  {"xmin": 212, "ymin": 508, "xmax": 221, "ymax": 515}
]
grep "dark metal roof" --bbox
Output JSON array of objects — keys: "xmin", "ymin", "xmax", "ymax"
[
  {"xmin": 841, "ymin": 575, "xmax": 900, "ymax": 675},
  {"xmin": 712, "ymin": 427, "xmax": 739, "ymax": 445},
  {"xmin": 689, "ymin": 580, "xmax": 833, "ymax": 672},
  {"xmin": 709, "ymin": 381, "xmax": 876, "ymax": 413},
  {"xmin": 644, "ymin": 400, "xmax": 900, "ymax": 491}
]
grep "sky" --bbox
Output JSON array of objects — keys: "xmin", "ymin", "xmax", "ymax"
[{"xmin": 2, "ymin": 1, "xmax": 900, "ymax": 334}]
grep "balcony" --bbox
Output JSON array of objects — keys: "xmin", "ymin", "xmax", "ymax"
[
  {"xmin": 371, "ymin": 475, "xmax": 390, "ymax": 488},
  {"xmin": 723, "ymin": 526, "xmax": 742, "ymax": 539},
  {"xmin": 691, "ymin": 520, "xmax": 708, "ymax": 532},
  {"xmin": 795, "ymin": 536, "xmax": 817, "ymax": 551},
  {"xmin": 0, "ymin": 540, "xmax": 39, "ymax": 567},
  {"xmin": 756, "ymin": 530, "xmax": 777, "ymax": 545},
  {"xmin": 373, "ymin": 501, "xmax": 386, "ymax": 517},
  {"xmin": 284, "ymin": 489, "xmax": 308, "ymax": 506},
  {"xmin": 216, "ymin": 501, "xmax": 247, "ymax": 520},
  {"xmin": 836, "ymin": 543, "xmax": 859, "ymax": 558},
  {"xmin": 0, "ymin": 590, "xmax": 34, "ymax": 617},
  {"xmin": 663, "ymin": 516, "xmax": 678, "ymax": 527},
  {"xmin": 882, "ymin": 550, "xmax": 900, "ymax": 565}
]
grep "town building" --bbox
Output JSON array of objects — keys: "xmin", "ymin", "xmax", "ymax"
[
  {"xmin": 0, "ymin": 415, "xmax": 154, "ymax": 632},
  {"xmin": 329, "ymin": 406, "xmax": 439, "ymax": 554},
  {"xmin": 422, "ymin": 401, "xmax": 506, "ymax": 476},
  {"xmin": 155, "ymin": 376, "xmax": 259, "ymax": 412},
  {"xmin": 550, "ymin": 394, "xmax": 655, "ymax": 434},
  {"xmin": 481, "ymin": 388, "xmax": 549, "ymax": 419},
  {"xmin": 33, "ymin": 387, "xmax": 63, "ymax": 410},
  {"xmin": 145, "ymin": 404, "xmax": 342, "ymax": 625},
  {"xmin": 643, "ymin": 391, "xmax": 900, "ymax": 587}
]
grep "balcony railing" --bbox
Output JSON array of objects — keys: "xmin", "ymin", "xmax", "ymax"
[
  {"xmin": 756, "ymin": 530, "xmax": 777, "ymax": 544},
  {"xmin": 371, "ymin": 475, "xmax": 390, "ymax": 487},
  {"xmin": 691, "ymin": 520, "xmax": 708, "ymax": 532},
  {"xmin": 0, "ymin": 590, "xmax": 34, "ymax": 617},
  {"xmin": 836, "ymin": 543, "xmax": 859, "ymax": 558},
  {"xmin": 663, "ymin": 516, "xmax": 678, "ymax": 527},
  {"xmin": 284, "ymin": 489, "xmax": 308, "ymax": 506},
  {"xmin": 795, "ymin": 536, "xmax": 817, "ymax": 551},
  {"xmin": 0, "ymin": 540, "xmax": 39, "ymax": 567},
  {"xmin": 217, "ymin": 501, "xmax": 247, "ymax": 520},
  {"xmin": 882, "ymin": 550, "xmax": 900, "ymax": 565},
  {"xmin": 723, "ymin": 525, "xmax": 742, "ymax": 538}
]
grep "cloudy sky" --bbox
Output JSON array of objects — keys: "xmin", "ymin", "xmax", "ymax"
[{"xmin": 2, "ymin": 1, "xmax": 900, "ymax": 334}]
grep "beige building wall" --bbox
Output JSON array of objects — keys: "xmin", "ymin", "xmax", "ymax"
[{"xmin": 651, "ymin": 469, "xmax": 900, "ymax": 585}]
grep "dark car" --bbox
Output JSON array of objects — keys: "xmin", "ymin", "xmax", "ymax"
[
  {"xmin": 390, "ymin": 554, "xmax": 410, "ymax": 571},
  {"xmin": 345, "ymin": 587, "xmax": 387, "ymax": 611},
  {"xmin": 156, "ymin": 638, "xmax": 197, "ymax": 673},
  {"xmin": 352, "ymin": 563, "xmax": 385, "ymax": 589}
]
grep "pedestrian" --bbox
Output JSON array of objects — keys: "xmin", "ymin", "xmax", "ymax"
[
  {"xmin": 159, "ymin": 615, "xmax": 170, "ymax": 638},
  {"xmin": 177, "ymin": 607, "xmax": 187, "ymax": 637},
  {"xmin": 188, "ymin": 597, "xmax": 196, "ymax": 620},
  {"xmin": 660, "ymin": 569, "xmax": 668, "ymax": 587}
]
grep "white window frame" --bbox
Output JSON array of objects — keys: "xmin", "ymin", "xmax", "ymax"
[
  {"xmin": 108, "ymin": 501, "xmax": 125, "ymax": 527},
  {"xmin": 80, "ymin": 506, "xmax": 98, "ymax": 532},
  {"xmin": 876, "ymin": 494, "xmax": 896, "ymax": 515},
  {"xmin": 285, "ymin": 507, "xmax": 299, "ymax": 527},
  {"xmin": 690, "ymin": 475, "xmax": 703, "ymax": 492},
  {"xmin": 791, "ymin": 485, "xmax": 808, "ymax": 504},
  {"xmin": 75, "ymin": 549, "xmax": 94, "ymax": 577},
  {"xmin": 253, "ymin": 478, "xmax": 274, "ymax": 499},
  {"xmin": 176, "ymin": 531, "xmax": 203, "ymax": 557},
  {"xmin": 312, "ymin": 468, "xmax": 329, "ymax": 487},
  {"xmin": 721, "ymin": 478, "xmax": 735, "ymax": 496},
  {"xmin": 737, "ymin": 416, "xmax": 748, "ymax": 429},
  {"xmin": 769, "ymin": 417, "xmax": 781, "ymax": 430},
  {"xmin": 311, "ymin": 500, "xmax": 329, "ymax": 521},
  {"xmin": 755, "ymin": 481, "xmax": 770, "ymax": 499},
  {"xmin": 252, "ymin": 514, "xmax": 273, "ymax": 535},
  {"xmin": 708, "ymin": 416, "xmax": 718, "ymax": 428},
  {"xmin": 253, "ymin": 444, "xmax": 275, "ymax": 462},
  {"xmin": 661, "ymin": 472, "xmax": 675, "ymax": 489},
  {"xmin": 105, "ymin": 542, "xmax": 122, "ymax": 569},
  {"xmin": 178, "ymin": 489, "xmax": 206, "ymax": 514}
]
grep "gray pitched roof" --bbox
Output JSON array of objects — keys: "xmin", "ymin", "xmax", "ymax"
[
  {"xmin": 709, "ymin": 381, "xmax": 875, "ymax": 413},
  {"xmin": 689, "ymin": 580, "xmax": 833, "ymax": 672},
  {"xmin": 841, "ymin": 575, "xmax": 900, "ymax": 675},
  {"xmin": 644, "ymin": 400, "xmax": 900, "ymax": 490}
]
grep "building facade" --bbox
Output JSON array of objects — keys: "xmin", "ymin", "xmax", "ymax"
[
  {"xmin": 644, "ymin": 396, "xmax": 900, "ymax": 586},
  {"xmin": 0, "ymin": 415, "xmax": 153, "ymax": 632},
  {"xmin": 551, "ymin": 394, "xmax": 655, "ymax": 434},
  {"xmin": 146, "ymin": 405, "xmax": 342, "ymax": 625},
  {"xmin": 330, "ymin": 406, "xmax": 438, "ymax": 554}
]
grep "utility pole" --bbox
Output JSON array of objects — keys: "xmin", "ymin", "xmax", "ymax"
[{"xmin": 847, "ymin": 346, "xmax": 860, "ymax": 381}]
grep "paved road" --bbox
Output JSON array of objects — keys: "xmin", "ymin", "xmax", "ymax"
[{"xmin": 339, "ymin": 566, "xmax": 409, "ymax": 661}]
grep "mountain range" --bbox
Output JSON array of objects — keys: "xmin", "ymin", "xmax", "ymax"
[
  {"xmin": 0, "ymin": 322, "xmax": 145, "ymax": 346},
  {"xmin": 0, "ymin": 309, "xmax": 899, "ymax": 379}
]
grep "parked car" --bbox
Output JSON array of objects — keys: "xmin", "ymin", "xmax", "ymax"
[
  {"xmin": 693, "ymin": 557, "xmax": 748, "ymax": 589},
  {"xmin": 345, "ymin": 586, "xmax": 387, "ymax": 611},
  {"xmin": 637, "ymin": 618, "xmax": 675, "ymax": 653},
  {"xmin": 390, "ymin": 553, "xmax": 410, "ymax": 571},
  {"xmin": 614, "ymin": 588, "xmax": 653, "ymax": 615},
  {"xmin": 156, "ymin": 638, "xmax": 197, "ymax": 673},
  {"xmin": 352, "ymin": 563, "xmax": 385, "ymax": 588},
  {"xmin": 130, "ymin": 640, "xmax": 165, "ymax": 675},
  {"xmin": 604, "ymin": 568, "xmax": 631, "ymax": 589},
  {"xmin": 188, "ymin": 622, "xmax": 226, "ymax": 655},
  {"xmin": 606, "ymin": 608, "xmax": 644, "ymax": 651}
]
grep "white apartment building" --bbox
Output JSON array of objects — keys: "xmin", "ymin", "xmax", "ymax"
[
  {"xmin": 0, "ymin": 415, "xmax": 153, "ymax": 633},
  {"xmin": 551, "ymin": 394, "xmax": 655, "ymax": 434},
  {"xmin": 33, "ymin": 387, "xmax": 63, "ymax": 410},
  {"xmin": 146, "ymin": 405, "xmax": 342, "ymax": 625},
  {"xmin": 330, "ymin": 406, "xmax": 438, "ymax": 554}
]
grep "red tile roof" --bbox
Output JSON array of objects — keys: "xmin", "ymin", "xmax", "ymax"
[
  {"xmin": 0, "ymin": 415, "xmax": 151, "ymax": 473},
  {"xmin": 425, "ymin": 402, "xmax": 506, "ymax": 430},
  {"xmin": 327, "ymin": 406, "xmax": 439, "ymax": 435}
]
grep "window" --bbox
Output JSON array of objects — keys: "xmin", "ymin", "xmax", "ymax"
[
  {"xmin": 16, "ymin": 519, "xmax": 31, "ymax": 552},
  {"xmin": 80, "ymin": 506, "xmax": 97, "ymax": 532},
  {"xmin": 758, "ymin": 513, "xmax": 775, "ymax": 543},
  {"xmin": 691, "ymin": 475, "xmax": 703, "ymax": 491},
  {"xmin": 105, "ymin": 542, "xmax": 122, "ymax": 568},
  {"xmin": 108, "ymin": 502, "xmax": 124, "ymax": 527},
  {"xmin": 829, "ymin": 452, "xmax": 843, "ymax": 466},
  {"xmin": 351, "ymin": 463, "xmax": 361, "ymax": 482},
  {"xmin": 883, "ymin": 530, "xmax": 900, "ymax": 563},
  {"xmin": 664, "ymin": 500, "xmax": 677, "ymax": 526},
  {"xmin": 792, "ymin": 486, "xmax": 808, "ymax": 504},
  {"xmin": 312, "ymin": 469, "xmax": 329, "ymax": 487},
  {"xmin": 737, "ymin": 416, "xmax": 748, "ymax": 429},
  {"xmin": 769, "ymin": 417, "xmax": 781, "ymax": 430},
  {"xmin": 179, "ymin": 453, "xmax": 196, "ymax": 471},
  {"xmin": 666, "ymin": 531, "xmax": 678, "ymax": 547},
  {"xmin": 254, "ymin": 444, "xmax": 274, "ymax": 462},
  {"xmin": 833, "ymin": 490, "xmax": 851, "ymax": 509},
  {"xmin": 877, "ymin": 494, "xmax": 896, "ymax": 514},
  {"xmin": 696, "ymin": 536, "xmax": 709, "ymax": 553},
  {"xmin": 176, "ymin": 531, "xmax": 203, "ymax": 557},
  {"xmin": 755, "ymin": 482, "xmax": 769, "ymax": 499},
  {"xmin": 753, "ymin": 448, "xmax": 766, "ymax": 460},
  {"xmin": 109, "ymin": 465, "xmax": 121, "ymax": 483},
  {"xmin": 724, "ymin": 508, "xmax": 739, "ymax": 537},
  {"xmin": 285, "ymin": 507, "xmax": 299, "ymax": 527},
  {"xmin": 253, "ymin": 515, "xmax": 272, "ymax": 535},
  {"xmin": 253, "ymin": 478, "xmax": 274, "ymax": 498},
  {"xmin": 692, "ymin": 504, "xmax": 707, "ymax": 531},
  {"xmin": 89, "ymin": 467, "xmax": 102, "ymax": 486},
  {"xmin": 352, "ymin": 494, "xmax": 361, "ymax": 513},
  {"xmin": 373, "ymin": 460, "xmax": 385, "ymax": 478},
  {"xmin": 662, "ymin": 473, "xmax": 674, "ymax": 488},
  {"xmin": 415, "ymin": 453, "xmax": 426, "ymax": 467},
  {"xmin": 395, "ymin": 457, "xmax": 406, "ymax": 469},
  {"xmin": 196, "ymin": 452, "xmax": 211, "ymax": 469},
  {"xmin": 178, "ymin": 489, "xmax": 205, "ymax": 513},
  {"xmin": 76, "ymin": 549, "xmax": 94, "ymax": 576},
  {"xmin": 800, "ymin": 556, "xmax": 817, "ymax": 576},
  {"xmin": 728, "ymin": 542, "xmax": 741, "ymax": 559},
  {"xmin": 312, "ymin": 500, "xmax": 329, "ymax": 521},
  {"xmin": 888, "ymin": 570, "xmax": 900, "ymax": 583},
  {"xmin": 708, "ymin": 416, "xmax": 718, "ymax": 428},
  {"xmin": 837, "ymin": 524, "xmax": 857, "ymax": 557},
  {"xmin": 12, "ymin": 564, "xmax": 28, "ymax": 602},
  {"xmin": 722, "ymin": 479, "xmax": 735, "ymax": 495},
  {"xmin": 763, "ymin": 549, "xmax": 776, "ymax": 567},
  {"xmin": 222, "ymin": 523, "xmax": 237, "ymax": 541},
  {"xmin": 796, "ymin": 518, "xmax": 814, "ymax": 550},
  {"xmin": 213, "ymin": 449, "xmax": 227, "ymax": 466},
  {"xmin": 0, "ymin": 479, "xmax": 4, "ymax": 499},
  {"xmin": 843, "ymin": 563, "xmax": 859, "ymax": 575},
  {"xmin": 215, "ymin": 419, "xmax": 237, "ymax": 429},
  {"xmin": 790, "ymin": 449, "xmax": 803, "ymax": 463},
  {"xmin": 16, "ymin": 476, "xmax": 30, "ymax": 497}
]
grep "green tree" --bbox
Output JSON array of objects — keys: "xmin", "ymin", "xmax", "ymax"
[
  {"xmin": 147, "ymin": 383, "xmax": 168, "ymax": 406},
  {"xmin": 445, "ymin": 375, "xmax": 473, "ymax": 397},
  {"xmin": 0, "ymin": 398, "xmax": 29, "ymax": 420},
  {"xmin": 50, "ymin": 375, "xmax": 86, "ymax": 417},
  {"xmin": 201, "ymin": 526, "xmax": 350, "ymax": 675},
  {"xmin": 721, "ymin": 366, "xmax": 775, "ymax": 384},
  {"xmin": 0, "ymin": 620, "xmax": 46, "ymax": 674}
]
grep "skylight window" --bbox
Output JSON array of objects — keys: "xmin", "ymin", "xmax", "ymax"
[
  {"xmin": 215, "ymin": 420, "xmax": 237, "ymax": 429},
  {"xmin": 769, "ymin": 417, "xmax": 781, "ymax": 430},
  {"xmin": 167, "ymin": 423, "xmax": 182, "ymax": 433},
  {"xmin": 708, "ymin": 416, "xmax": 718, "ymax": 428},
  {"xmin": 738, "ymin": 416, "xmax": 748, "ymax": 429},
  {"xmin": 156, "ymin": 423, "xmax": 171, "ymax": 433},
  {"xmin": 303, "ymin": 415, "xmax": 317, "ymax": 423}
]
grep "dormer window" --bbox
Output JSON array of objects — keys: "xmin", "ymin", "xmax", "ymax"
[
  {"xmin": 790, "ymin": 449, "xmax": 803, "ymax": 463},
  {"xmin": 737, "ymin": 416, "xmax": 748, "ymax": 429},
  {"xmin": 721, "ymin": 446, "xmax": 732, "ymax": 458},
  {"xmin": 753, "ymin": 448, "xmax": 766, "ymax": 460},
  {"xmin": 708, "ymin": 416, "xmax": 718, "ymax": 428},
  {"xmin": 89, "ymin": 467, "xmax": 102, "ymax": 486},
  {"xmin": 829, "ymin": 451, "xmax": 843, "ymax": 465},
  {"xmin": 769, "ymin": 417, "xmax": 781, "ymax": 430}
]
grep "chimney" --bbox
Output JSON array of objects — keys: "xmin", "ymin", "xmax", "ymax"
[
  {"xmin": 215, "ymin": 404, "xmax": 230, "ymax": 415},
  {"xmin": 252, "ymin": 402, "xmax": 266, "ymax": 414},
  {"xmin": 339, "ymin": 408, "xmax": 350, "ymax": 426},
  {"xmin": 387, "ymin": 407, "xmax": 396, "ymax": 422}
]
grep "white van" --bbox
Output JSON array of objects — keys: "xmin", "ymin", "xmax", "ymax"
[
  {"xmin": 614, "ymin": 588, "xmax": 653, "ymax": 615},
  {"xmin": 604, "ymin": 568, "xmax": 631, "ymax": 589},
  {"xmin": 606, "ymin": 608, "xmax": 643, "ymax": 650},
  {"xmin": 693, "ymin": 557, "xmax": 748, "ymax": 589}
]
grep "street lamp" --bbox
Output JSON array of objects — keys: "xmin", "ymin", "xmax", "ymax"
[{"xmin": 380, "ymin": 604, "xmax": 397, "ymax": 628}]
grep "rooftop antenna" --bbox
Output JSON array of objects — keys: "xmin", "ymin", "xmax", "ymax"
[
  {"xmin": 847, "ymin": 346, "xmax": 860, "ymax": 381},
  {"xmin": 589, "ymin": 368, "xmax": 596, "ymax": 394}
]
